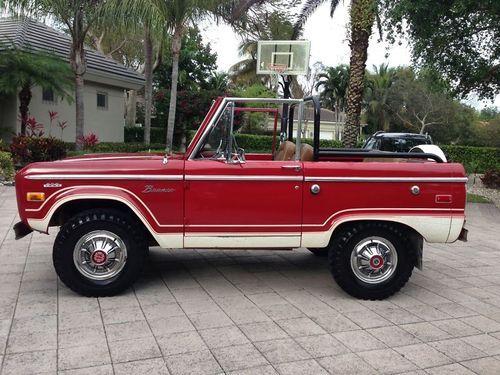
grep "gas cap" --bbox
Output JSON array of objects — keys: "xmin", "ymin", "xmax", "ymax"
[{"xmin": 310, "ymin": 184, "xmax": 321, "ymax": 195}]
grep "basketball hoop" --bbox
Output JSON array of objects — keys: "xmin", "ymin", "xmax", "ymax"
[
  {"xmin": 267, "ymin": 64, "xmax": 288, "ymax": 93},
  {"xmin": 267, "ymin": 63, "xmax": 288, "ymax": 75}
]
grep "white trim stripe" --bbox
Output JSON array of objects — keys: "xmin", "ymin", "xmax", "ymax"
[
  {"xmin": 26, "ymin": 174, "xmax": 466, "ymax": 184},
  {"xmin": 26, "ymin": 174, "xmax": 183, "ymax": 181},
  {"xmin": 304, "ymin": 177, "xmax": 468, "ymax": 183},
  {"xmin": 185, "ymin": 175, "xmax": 302, "ymax": 181}
]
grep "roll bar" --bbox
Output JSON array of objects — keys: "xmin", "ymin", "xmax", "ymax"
[{"xmin": 289, "ymin": 96, "xmax": 443, "ymax": 163}]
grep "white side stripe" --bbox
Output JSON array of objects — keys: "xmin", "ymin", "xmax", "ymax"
[
  {"xmin": 185, "ymin": 175, "xmax": 302, "ymax": 181},
  {"xmin": 26, "ymin": 174, "xmax": 183, "ymax": 180},
  {"xmin": 304, "ymin": 177, "xmax": 468, "ymax": 183}
]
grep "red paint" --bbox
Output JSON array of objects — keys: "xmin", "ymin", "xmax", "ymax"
[{"xmin": 14, "ymin": 98, "xmax": 467, "ymax": 246}]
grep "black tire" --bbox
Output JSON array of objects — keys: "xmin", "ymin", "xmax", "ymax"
[
  {"xmin": 53, "ymin": 209, "xmax": 148, "ymax": 297},
  {"xmin": 308, "ymin": 248, "xmax": 328, "ymax": 257},
  {"xmin": 328, "ymin": 222, "xmax": 417, "ymax": 300}
]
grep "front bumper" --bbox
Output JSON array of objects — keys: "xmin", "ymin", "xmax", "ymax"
[{"xmin": 13, "ymin": 221, "xmax": 33, "ymax": 240}]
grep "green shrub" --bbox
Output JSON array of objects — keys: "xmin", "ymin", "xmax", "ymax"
[
  {"xmin": 440, "ymin": 145, "xmax": 500, "ymax": 173},
  {"xmin": 65, "ymin": 142, "xmax": 165, "ymax": 156},
  {"xmin": 124, "ymin": 127, "xmax": 166, "ymax": 144},
  {"xmin": 0, "ymin": 151, "xmax": 15, "ymax": 181},
  {"xmin": 10, "ymin": 135, "xmax": 66, "ymax": 165}
]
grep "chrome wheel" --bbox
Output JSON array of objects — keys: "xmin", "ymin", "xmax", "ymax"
[
  {"xmin": 73, "ymin": 230, "xmax": 127, "ymax": 281},
  {"xmin": 350, "ymin": 236, "xmax": 398, "ymax": 284}
]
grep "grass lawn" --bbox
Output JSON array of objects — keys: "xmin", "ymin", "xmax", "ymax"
[{"xmin": 467, "ymin": 193, "xmax": 491, "ymax": 203}]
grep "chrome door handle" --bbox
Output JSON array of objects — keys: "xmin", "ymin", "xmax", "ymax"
[{"xmin": 281, "ymin": 165, "xmax": 301, "ymax": 171}]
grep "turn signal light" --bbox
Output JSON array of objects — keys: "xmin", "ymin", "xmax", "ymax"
[{"xmin": 27, "ymin": 192, "xmax": 45, "ymax": 202}]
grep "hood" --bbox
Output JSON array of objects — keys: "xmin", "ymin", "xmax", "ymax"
[{"xmin": 17, "ymin": 152, "xmax": 185, "ymax": 177}]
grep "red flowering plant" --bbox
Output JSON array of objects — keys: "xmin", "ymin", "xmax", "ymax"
[
  {"xmin": 10, "ymin": 115, "xmax": 66, "ymax": 166},
  {"xmin": 48, "ymin": 110, "xmax": 58, "ymax": 136},
  {"xmin": 24, "ymin": 116, "xmax": 45, "ymax": 137},
  {"xmin": 58, "ymin": 120, "xmax": 68, "ymax": 138},
  {"xmin": 77, "ymin": 133, "xmax": 99, "ymax": 150}
]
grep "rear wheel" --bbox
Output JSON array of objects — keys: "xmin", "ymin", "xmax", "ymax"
[
  {"xmin": 328, "ymin": 222, "xmax": 417, "ymax": 300},
  {"xmin": 53, "ymin": 209, "xmax": 148, "ymax": 297}
]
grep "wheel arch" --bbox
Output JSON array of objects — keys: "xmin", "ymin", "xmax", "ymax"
[
  {"xmin": 47, "ymin": 198, "xmax": 158, "ymax": 246},
  {"xmin": 330, "ymin": 219, "xmax": 424, "ymax": 269}
]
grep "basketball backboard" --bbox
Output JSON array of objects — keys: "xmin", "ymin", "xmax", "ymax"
[{"xmin": 256, "ymin": 40, "xmax": 311, "ymax": 75}]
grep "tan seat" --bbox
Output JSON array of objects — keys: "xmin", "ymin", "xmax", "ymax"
[
  {"xmin": 300, "ymin": 144, "xmax": 314, "ymax": 161},
  {"xmin": 274, "ymin": 141, "xmax": 295, "ymax": 161}
]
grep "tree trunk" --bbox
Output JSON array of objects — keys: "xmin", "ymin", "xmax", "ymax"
[
  {"xmin": 144, "ymin": 27, "xmax": 153, "ymax": 145},
  {"xmin": 343, "ymin": 0, "xmax": 375, "ymax": 148},
  {"xmin": 70, "ymin": 9, "xmax": 87, "ymax": 151},
  {"xmin": 75, "ymin": 73, "xmax": 85, "ymax": 147},
  {"xmin": 125, "ymin": 90, "xmax": 137, "ymax": 127},
  {"xmin": 165, "ymin": 25, "xmax": 183, "ymax": 153},
  {"xmin": 18, "ymin": 82, "xmax": 32, "ymax": 136}
]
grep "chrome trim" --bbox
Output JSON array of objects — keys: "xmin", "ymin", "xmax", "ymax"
[
  {"xmin": 185, "ymin": 175, "xmax": 303, "ymax": 181},
  {"xmin": 304, "ymin": 177, "xmax": 468, "ymax": 183},
  {"xmin": 26, "ymin": 174, "xmax": 183, "ymax": 181},
  {"xmin": 62, "ymin": 155, "xmax": 157, "ymax": 162}
]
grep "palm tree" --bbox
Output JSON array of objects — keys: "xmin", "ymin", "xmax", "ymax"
[
  {"xmin": 315, "ymin": 64, "xmax": 350, "ymax": 117},
  {"xmin": 99, "ymin": 1, "xmax": 164, "ymax": 145},
  {"xmin": 365, "ymin": 63, "xmax": 395, "ymax": 131},
  {"xmin": 295, "ymin": 0, "xmax": 378, "ymax": 147},
  {"xmin": 2, "ymin": 0, "xmax": 106, "ymax": 149},
  {"xmin": 0, "ymin": 45, "xmax": 73, "ymax": 135},
  {"xmin": 118, "ymin": 0, "xmax": 232, "ymax": 152}
]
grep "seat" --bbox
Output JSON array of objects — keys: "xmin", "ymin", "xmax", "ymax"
[
  {"xmin": 300, "ymin": 144, "xmax": 314, "ymax": 161},
  {"xmin": 274, "ymin": 141, "xmax": 295, "ymax": 161}
]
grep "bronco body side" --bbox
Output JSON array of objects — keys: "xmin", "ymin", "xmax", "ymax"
[{"xmin": 14, "ymin": 96, "xmax": 467, "ymax": 299}]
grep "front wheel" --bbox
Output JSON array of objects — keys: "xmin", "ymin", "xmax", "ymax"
[
  {"xmin": 328, "ymin": 223, "xmax": 417, "ymax": 300},
  {"xmin": 53, "ymin": 209, "xmax": 148, "ymax": 297}
]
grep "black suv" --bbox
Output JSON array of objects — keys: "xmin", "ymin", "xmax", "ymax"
[{"xmin": 363, "ymin": 132, "xmax": 432, "ymax": 152}]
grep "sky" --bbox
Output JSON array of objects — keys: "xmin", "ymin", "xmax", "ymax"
[{"xmin": 202, "ymin": 2, "xmax": 500, "ymax": 109}]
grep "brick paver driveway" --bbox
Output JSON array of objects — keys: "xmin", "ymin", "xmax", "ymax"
[{"xmin": 1, "ymin": 185, "xmax": 500, "ymax": 375}]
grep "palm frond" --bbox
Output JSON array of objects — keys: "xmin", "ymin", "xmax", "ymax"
[{"xmin": 293, "ymin": 0, "xmax": 325, "ymax": 39}]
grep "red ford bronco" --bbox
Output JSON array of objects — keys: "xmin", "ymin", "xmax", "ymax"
[{"xmin": 13, "ymin": 97, "xmax": 468, "ymax": 299}]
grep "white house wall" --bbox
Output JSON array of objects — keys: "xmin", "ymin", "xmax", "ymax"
[{"xmin": 14, "ymin": 82, "xmax": 126, "ymax": 143}]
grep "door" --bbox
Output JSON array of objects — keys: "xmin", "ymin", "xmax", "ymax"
[{"xmin": 184, "ymin": 102, "xmax": 303, "ymax": 248}]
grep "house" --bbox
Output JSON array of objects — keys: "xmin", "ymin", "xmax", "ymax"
[
  {"xmin": 266, "ymin": 107, "xmax": 346, "ymax": 141},
  {"xmin": 265, "ymin": 107, "xmax": 368, "ymax": 141},
  {"xmin": 0, "ymin": 17, "xmax": 144, "ymax": 143}
]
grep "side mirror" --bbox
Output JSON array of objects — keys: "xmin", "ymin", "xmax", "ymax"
[
  {"xmin": 237, "ymin": 147, "xmax": 246, "ymax": 162},
  {"xmin": 227, "ymin": 147, "xmax": 246, "ymax": 164}
]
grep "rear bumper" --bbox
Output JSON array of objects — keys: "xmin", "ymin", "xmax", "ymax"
[{"xmin": 13, "ymin": 221, "xmax": 33, "ymax": 240}]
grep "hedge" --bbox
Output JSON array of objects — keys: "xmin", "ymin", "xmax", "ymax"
[
  {"xmin": 66, "ymin": 142, "xmax": 166, "ymax": 156},
  {"xmin": 125, "ymin": 126, "xmax": 166, "ymax": 144},
  {"xmin": 10, "ymin": 136, "xmax": 66, "ymax": 166},
  {"xmin": 0, "ymin": 151, "xmax": 15, "ymax": 181},
  {"xmin": 440, "ymin": 145, "xmax": 500, "ymax": 173}
]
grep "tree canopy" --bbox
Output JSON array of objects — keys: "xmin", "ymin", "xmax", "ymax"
[{"xmin": 382, "ymin": 0, "xmax": 500, "ymax": 100}]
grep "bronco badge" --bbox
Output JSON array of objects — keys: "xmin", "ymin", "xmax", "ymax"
[{"xmin": 142, "ymin": 185, "xmax": 175, "ymax": 193}]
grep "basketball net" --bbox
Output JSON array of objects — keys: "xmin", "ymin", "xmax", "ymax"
[{"xmin": 267, "ymin": 63, "xmax": 288, "ymax": 97}]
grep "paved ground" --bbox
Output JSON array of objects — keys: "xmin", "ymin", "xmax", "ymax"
[{"xmin": 1, "ymin": 185, "xmax": 500, "ymax": 375}]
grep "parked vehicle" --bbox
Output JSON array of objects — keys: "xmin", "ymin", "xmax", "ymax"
[
  {"xmin": 13, "ymin": 97, "xmax": 468, "ymax": 300},
  {"xmin": 363, "ymin": 131, "xmax": 433, "ymax": 153}
]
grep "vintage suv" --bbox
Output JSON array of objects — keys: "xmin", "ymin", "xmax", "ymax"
[{"xmin": 13, "ymin": 97, "xmax": 468, "ymax": 300}]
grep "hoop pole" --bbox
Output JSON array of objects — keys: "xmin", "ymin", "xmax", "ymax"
[{"xmin": 280, "ymin": 75, "xmax": 292, "ymax": 143}]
